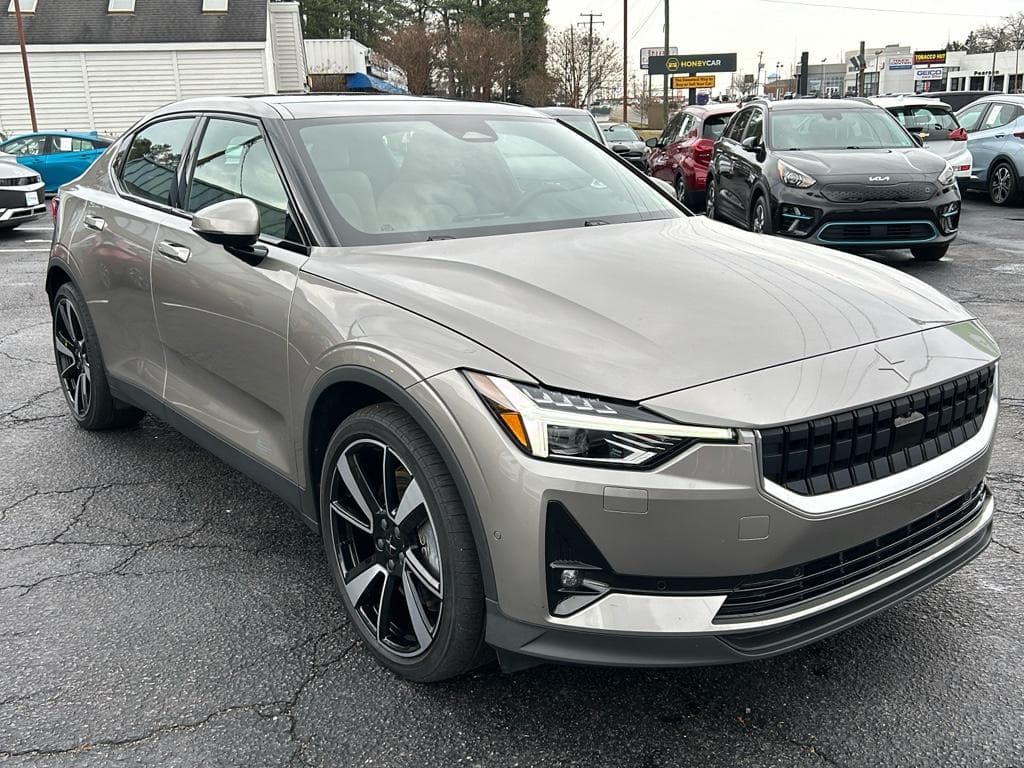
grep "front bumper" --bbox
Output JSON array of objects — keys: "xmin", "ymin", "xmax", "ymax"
[
  {"xmin": 0, "ymin": 182, "xmax": 47, "ymax": 226},
  {"xmin": 414, "ymin": 340, "xmax": 998, "ymax": 668},
  {"xmin": 769, "ymin": 182, "xmax": 960, "ymax": 249}
]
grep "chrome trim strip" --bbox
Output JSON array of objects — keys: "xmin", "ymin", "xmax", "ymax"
[
  {"xmin": 759, "ymin": 370, "xmax": 998, "ymax": 516},
  {"xmin": 546, "ymin": 493, "xmax": 993, "ymax": 635}
]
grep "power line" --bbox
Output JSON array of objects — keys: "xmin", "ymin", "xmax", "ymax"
[{"xmin": 758, "ymin": 0, "xmax": 1004, "ymax": 18}]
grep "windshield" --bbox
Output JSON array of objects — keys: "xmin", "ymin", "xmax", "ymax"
[
  {"xmin": 558, "ymin": 114, "xmax": 604, "ymax": 143},
  {"xmin": 290, "ymin": 115, "xmax": 679, "ymax": 245},
  {"xmin": 769, "ymin": 108, "xmax": 915, "ymax": 150},
  {"xmin": 886, "ymin": 105, "xmax": 959, "ymax": 141},
  {"xmin": 602, "ymin": 124, "xmax": 639, "ymax": 142}
]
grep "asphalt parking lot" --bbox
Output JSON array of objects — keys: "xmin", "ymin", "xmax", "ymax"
[{"xmin": 1, "ymin": 198, "xmax": 1022, "ymax": 767}]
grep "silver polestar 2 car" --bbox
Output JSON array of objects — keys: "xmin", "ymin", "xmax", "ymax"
[{"xmin": 48, "ymin": 95, "xmax": 999, "ymax": 682}]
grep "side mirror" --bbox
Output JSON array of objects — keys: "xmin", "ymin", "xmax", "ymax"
[
  {"xmin": 190, "ymin": 198, "xmax": 266, "ymax": 263},
  {"xmin": 741, "ymin": 135, "xmax": 761, "ymax": 152},
  {"xmin": 611, "ymin": 144, "xmax": 630, "ymax": 154},
  {"xmin": 910, "ymin": 133, "xmax": 924, "ymax": 147},
  {"xmin": 645, "ymin": 137, "xmax": 660, "ymax": 148}
]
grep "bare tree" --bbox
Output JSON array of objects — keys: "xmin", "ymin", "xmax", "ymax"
[
  {"xmin": 960, "ymin": 11, "xmax": 1024, "ymax": 53},
  {"xmin": 380, "ymin": 22, "xmax": 437, "ymax": 96},
  {"xmin": 547, "ymin": 25, "xmax": 620, "ymax": 108}
]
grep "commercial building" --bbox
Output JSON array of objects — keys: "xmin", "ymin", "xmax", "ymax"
[
  {"xmin": 845, "ymin": 45, "xmax": 1024, "ymax": 97},
  {"xmin": 0, "ymin": 0, "xmax": 306, "ymax": 136}
]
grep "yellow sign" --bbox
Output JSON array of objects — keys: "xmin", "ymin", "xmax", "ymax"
[
  {"xmin": 671, "ymin": 75, "xmax": 716, "ymax": 89},
  {"xmin": 666, "ymin": 58, "xmax": 680, "ymax": 72}
]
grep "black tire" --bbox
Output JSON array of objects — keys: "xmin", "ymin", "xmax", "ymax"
[
  {"xmin": 705, "ymin": 176, "xmax": 719, "ymax": 220},
  {"xmin": 750, "ymin": 195, "xmax": 772, "ymax": 234},
  {"xmin": 675, "ymin": 175, "xmax": 701, "ymax": 211},
  {"xmin": 52, "ymin": 282, "xmax": 145, "ymax": 430},
  {"xmin": 910, "ymin": 243, "xmax": 950, "ymax": 261},
  {"xmin": 988, "ymin": 161, "xmax": 1019, "ymax": 206},
  {"xmin": 319, "ymin": 403, "xmax": 487, "ymax": 682}
]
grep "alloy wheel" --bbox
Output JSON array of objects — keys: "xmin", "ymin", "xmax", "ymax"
[
  {"xmin": 329, "ymin": 438, "xmax": 443, "ymax": 657},
  {"xmin": 53, "ymin": 297, "xmax": 91, "ymax": 419},
  {"xmin": 752, "ymin": 200, "xmax": 767, "ymax": 233},
  {"xmin": 990, "ymin": 165, "xmax": 1012, "ymax": 205},
  {"xmin": 706, "ymin": 179, "xmax": 717, "ymax": 219}
]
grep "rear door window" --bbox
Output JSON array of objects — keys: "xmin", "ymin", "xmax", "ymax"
[
  {"xmin": 979, "ymin": 103, "xmax": 1022, "ymax": 130},
  {"xmin": 743, "ymin": 109, "xmax": 764, "ymax": 144},
  {"xmin": 724, "ymin": 109, "xmax": 752, "ymax": 141},
  {"xmin": 121, "ymin": 118, "xmax": 195, "ymax": 206}
]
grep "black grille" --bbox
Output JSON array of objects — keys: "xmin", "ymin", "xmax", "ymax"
[
  {"xmin": 717, "ymin": 484, "xmax": 986, "ymax": 618},
  {"xmin": 818, "ymin": 221, "xmax": 936, "ymax": 243},
  {"xmin": 820, "ymin": 182, "xmax": 937, "ymax": 203},
  {"xmin": 0, "ymin": 175, "xmax": 40, "ymax": 187},
  {"xmin": 760, "ymin": 366, "xmax": 995, "ymax": 496}
]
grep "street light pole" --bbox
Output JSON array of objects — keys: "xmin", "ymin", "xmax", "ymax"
[
  {"xmin": 622, "ymin": 0, "xmax": 628, "ymax": 122},
  {"xmin": 820, "ymin": 57, "xmax": 827, "ymax": 98},
  {"xmin": 663, "ymin": 0, "xmax": 669, "ymax": 126},
  {"xmin": 12, "ymin": 0, "xmax": 38, "ymax": 132}
]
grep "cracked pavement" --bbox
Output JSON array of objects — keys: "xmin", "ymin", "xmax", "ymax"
[{"xmin": 1, "ymin": 199, "xmax": 1023, "ymax": 767}]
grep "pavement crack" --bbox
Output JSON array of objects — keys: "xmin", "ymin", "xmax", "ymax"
[{"xmin": 991, "ymin": 538, "xmax": 1022, "ymax": 556}]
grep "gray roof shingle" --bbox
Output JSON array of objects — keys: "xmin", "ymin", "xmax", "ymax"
[{"xmin": 0, "ymin": 0, "xmax": 268, "ymax": 45}]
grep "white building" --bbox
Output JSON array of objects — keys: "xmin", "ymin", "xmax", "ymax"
[
  {"xmin": 845, "ymin": 45, "xmax": 1024, "ymax": 96},
  {"xmin": 304, "ymin": 38, "xmax": 408, "ymax": 94},
  {"xmin": 0, "ymin": 0, "xmax": 306, "ymax": 137}
]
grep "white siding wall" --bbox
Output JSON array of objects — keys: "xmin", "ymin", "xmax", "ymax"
[
  {"xmin": 269, "ymin": 2, "xmax": 306, "ymax": 92},
  {"xmin": 0, "ymin": 45, "xmax": 269, "ymax": 136}
]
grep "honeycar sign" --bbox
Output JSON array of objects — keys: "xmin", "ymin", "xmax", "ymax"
[{"xmin": 647, "ymin": 53, "xmax": 738, "ymax": 75}]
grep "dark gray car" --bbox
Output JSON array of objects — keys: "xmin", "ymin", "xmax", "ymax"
[{"xmin": 47, "ymin": 95, "xmax": 999, "ymax": 681}]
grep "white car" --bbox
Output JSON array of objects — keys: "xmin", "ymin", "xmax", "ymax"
[{"xmin": 870, "ymin": 96, "xmax": 973, "ymax": 180}]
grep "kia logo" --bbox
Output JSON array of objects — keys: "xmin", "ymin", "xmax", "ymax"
[{"xmin": 868, "ymin": 175, "xmax": 890, "ymax": 182}]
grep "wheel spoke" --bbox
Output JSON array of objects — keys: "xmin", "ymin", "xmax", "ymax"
[
  {"xmin": 393, "ymin": 477, "xmax": 425, "ymax": 528},
  {"xmin": 59, "ymin": 361, "xmax": 76, "ymax": 377},
  {"xmin": 401, "ymin": 565, "xmax": 434, "ymax": 650},
  {"xmin": 54, "ymin": 331, "xmax": 75, "ymax": 360},
  {"xmin": 74, "ymin": 374, "xmax": 85, "ymax": 415},
  {"xmin": 337, "ymin": 450, "xmax": 380, "ymax": 523},
  {"xmin": 59, "ymin": 302, "xmax": 77, "ymax": 342},
  {"xmin": 344, "ymin": 561, "xmax": 386, "ymax": 608},
  {"xmin": 381, "ymin": 447, "xmax": 399, "ymax": 514},
  {"xmin": 375, "ymin": 573, "xmax": 398, "ymax": 643},
  {"xmin": 404, "ymin": 548, "xmax": 442, "ymax": 599},
  {"xmin": 330, "ymin": 499, "xmax": 373, "ymax": 535}
]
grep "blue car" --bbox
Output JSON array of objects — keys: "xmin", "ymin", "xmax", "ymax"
[
  {"xmin": 0, "ymin": 131, "xmax": 112, "ymax": 194},
  {"xmin": 955, "ymin": 94, "xmax": 1024, "ymax": 206}
]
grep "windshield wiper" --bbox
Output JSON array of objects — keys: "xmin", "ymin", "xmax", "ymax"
[
  {"xmin": 584, "ymin": 219, "xmax": 609, "ymax": 227},
  {"xmin": 426, "ymin": 234, "xmax": 456, "ymax": 241}
]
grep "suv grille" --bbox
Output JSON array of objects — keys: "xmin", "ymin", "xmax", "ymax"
[
  {"xmin": 821, "ymin": 182, "xmax": 937, "ymax": 203},
  {"xmin": 716, "ymin": 484, "xmax": 986, "ymax": 618},
  {"xmin": 759, "ymin": 365, "xmax": 995, "ymax": 496}
]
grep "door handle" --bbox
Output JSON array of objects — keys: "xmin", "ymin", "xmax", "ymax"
[
  {"xmin": 83, "ymin": 214, "xmax": 106, "ymax": 231},
  {"xmin": 157, "ymin": 240, "xmax": 191, "ymax": 263}
]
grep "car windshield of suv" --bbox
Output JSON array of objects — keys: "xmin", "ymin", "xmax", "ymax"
[
  {"xmin": 557, "ymin": 114, "xmax": 603, "ymax": 143},
  {"xmin": 602, "ymin": 124, "xmax": 639, "ymax": 142},
  {"xmin": 703, "ymin": 115, "xmax": 731, "ymax": 140},
  {"xmin": 291, "ymin": 115, "xmax": 679, "ymax": 245},
  {"xmin": 886, "ymin": 105, "xmax": 959, "ymax": 141},
  {"xmin": 769, "ymin": 108, "xmax": 915, "ymax": 150}
]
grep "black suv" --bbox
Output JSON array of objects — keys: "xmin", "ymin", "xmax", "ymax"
[{"xmin": 706, "ymin": 98, "xmax": 961, "ymax": 261}]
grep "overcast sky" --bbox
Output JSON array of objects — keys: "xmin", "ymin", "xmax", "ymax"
[{"xmin": 546, "ymin": 0, "xmax": 1020, "ymax": 81}]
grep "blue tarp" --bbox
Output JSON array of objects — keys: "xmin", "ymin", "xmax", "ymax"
[{"xmin": 345, "ymin": 72, "xmax": 407, "ymax": 95}]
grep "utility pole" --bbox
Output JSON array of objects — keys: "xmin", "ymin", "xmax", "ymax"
[
  {"xmin": 578, "ymin": 12, "xmax": 604, "ymax": 108},
  {"xmin": 662, "ymin": 0, "xmax": 669, "ymax": 126},
  {"xmin": 622, "ymin": 0, "xmax": 628, "ymax": 122},
  {"xmin": 12, "ymin": 0, "xmax": 37, "ymax": 132}
]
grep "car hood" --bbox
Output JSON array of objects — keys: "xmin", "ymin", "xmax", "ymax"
[
  {"xmin": 0, "ymin": 157, "xmax": 36, "ymax": 178},
  {"xmin": 777, "ymin": 148, "xmax": 947, "ymax": 180},
  {"xmin": 303, "ymin": 216, "xmax": 971, "ymax": 402}
]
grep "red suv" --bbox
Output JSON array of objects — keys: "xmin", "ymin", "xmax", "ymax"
[{"xmin": 646, "ymin": 103, "xmax": 738, "ymax": 210}]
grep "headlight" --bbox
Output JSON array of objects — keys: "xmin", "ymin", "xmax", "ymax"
[
  {"xmin": 465, "ymin": 372, "xmax": 735, "ymax": 468},
  {"xmin": 938, "ymin": 162, "xmax": 956, "ymax": 185},
  {"xmin": 777, "ymin": 159, "xmax": 816, "ymax": 188}
]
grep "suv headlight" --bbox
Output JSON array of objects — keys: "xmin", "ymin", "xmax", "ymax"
[
  {"xmin": 778, "ymin": 159, "xmax": 816, "ymax": 188},
  {"xmin": 465, "ymin": 372, "xmax": 735, "ymax": 468},
  {"xmin": 938, "ymin": 162, "xmax": 956, "ymax": 186}
]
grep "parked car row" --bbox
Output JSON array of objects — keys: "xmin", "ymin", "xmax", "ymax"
[{"xmin": 641, "ymin": 93, "xmax": 1024, "ymax": 261}]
